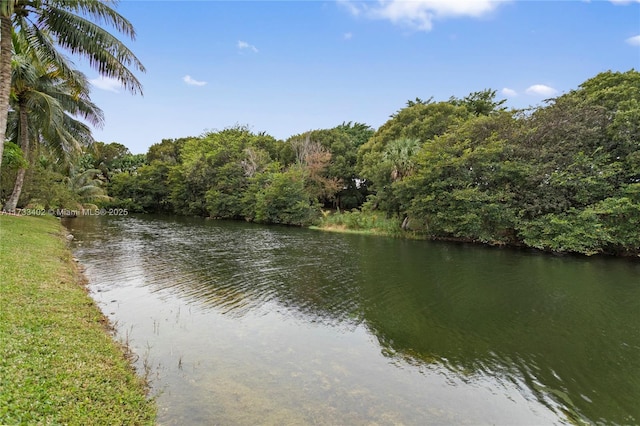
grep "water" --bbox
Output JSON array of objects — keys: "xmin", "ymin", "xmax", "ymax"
[{"xmin": 64, "ymin": 215, "xmax": 640, "ymax": 425}]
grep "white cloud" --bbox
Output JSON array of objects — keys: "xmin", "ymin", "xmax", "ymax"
[
  {"xmin": 626, "ymin": 34, "xmax": 640, "ymax": 46},
  {"xmin": 237, "ymin": 40, "xmax": 258, "ymax": 53},
  {"xmin": 338, "ymin": 0, "xmax": 362, "ymax": 17},
  {"xmin": 344, "ymin": 32, "xmax": 353, "ymax": 40},
  {"xmin": 609, "ymin": 0, "xmax": 640, "ymax": 4},
  {"xmin": 340, "ymin": 0, "xmax": 509, "ymax": 31},
  {"xmin": 501, "ymin": 87, "xmax": 517, "ymax": 97},
  {"xmin": 183, "ymin": 75, "xmax": 207, "ymax": 87},
  {"xmin": 525, "ymin": 84, "xmax": 557, "ymax": 97},
  {"xmin": 89, "ymin": 76, "xmax": 123, "ymax": 93}
]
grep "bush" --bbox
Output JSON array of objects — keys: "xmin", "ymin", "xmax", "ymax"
[
  {"xmin": 321, "ymin": 210, "xmax": 402, "ymax": 235},
  {"xmin": 253, "ymin": 168, "xmax": 321, "ymax": 226}
]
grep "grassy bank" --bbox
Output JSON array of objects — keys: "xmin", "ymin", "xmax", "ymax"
[
  {"xmin": 313, "ymin": 210, "xmax": 412, "ymax": 238},
  {"xmin": 0, "ymin": 215, "xmax": 155, "ymax": 425}
]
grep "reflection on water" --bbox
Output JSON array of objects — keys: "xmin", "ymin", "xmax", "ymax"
[{"xmin": 64, "ymin": 215, "xmax": 640, "ymax": 425}]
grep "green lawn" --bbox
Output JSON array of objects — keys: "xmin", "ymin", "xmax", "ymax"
[{"xmin": 0, "ymin": 215, "xmax": 155, "ymax": 425}]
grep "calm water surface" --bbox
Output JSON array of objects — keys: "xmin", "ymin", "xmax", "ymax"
[{"xmin": 64, "ymin": 215, "xmax": 640, "ymax": 425}]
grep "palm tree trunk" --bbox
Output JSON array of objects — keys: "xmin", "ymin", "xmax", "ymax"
[
  {"xmin": 4, "ymin": 167, "xmax": 25, "ymax": 212},
  {"xmin": 4, "ymin": 103, "xmax": 29, "ymax": 212},
  {"xmin": 0, "ymin": 15, "xmax": 12, "ymax": 174}
]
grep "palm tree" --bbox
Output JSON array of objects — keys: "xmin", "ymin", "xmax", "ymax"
[
  {"xmin": 65, "ymin": 167, "xmax": 109, "ymax": 204},
  {"xmin": 383, "ymin": 137, "xmax": 422, "ymax": 181},
  {"xmin": 3, "ymin": 29, "xmax": 103, "ymax": 211},
  {"xmin": 1, "ymin": 13, "xmax": 12, "ymax": 170},
  {"xmin": 0, "ymin": 0, "xmax": 144, "ymax": 172}
]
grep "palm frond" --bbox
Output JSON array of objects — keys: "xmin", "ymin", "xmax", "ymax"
[
  {"xmin": 10, "ymin": 53, "xmax": 40, "ymax": 93},
  {"xmin": 50, "ymin": 0, "xmax": 137, "ymax": 39},
  {"xmin": 54, "ymin": 88, "xmax": 104, "ymax": 127},
  {"xmin": 16, "ymin": 20, "xmax": 78, "ymax": 83},
  {"xmin": 40, "ymin": 6, "xmax": 145, "ymax": 94}
]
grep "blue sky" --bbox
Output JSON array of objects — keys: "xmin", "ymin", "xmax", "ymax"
[{"xmin": 80, "ymin": 0, "xmax": 640, "ymax": 154}]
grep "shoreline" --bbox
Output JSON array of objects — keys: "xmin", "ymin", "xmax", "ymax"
[
  {"xmin": 0, "ymin": 215, "xmax": 155, "ymax": 424},
  {"xmin": 309, "ymin": 224, "xmax": 404, "ymax": 238},
  {"xmin": 311, "ymin": 222, "xmax": 640, "ymax": 260}
]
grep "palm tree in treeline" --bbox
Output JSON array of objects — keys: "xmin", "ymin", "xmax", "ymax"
[
  {"xmin": 383, "ymin": 137, "xmax": 422, "ymax": 182},
  {"xmin": 0, "ymin": 0, "xmax": 145, "ymax": 172},
  {"xmin": 3, "ymin": 30, "xmax": 104, "ymax": 211}
]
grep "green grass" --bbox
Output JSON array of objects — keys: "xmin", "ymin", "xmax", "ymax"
[
  {"xmin": 0, "ymin": 215, "xmax": 155, "ymax": 425},
  {"xmin": 313, "ymin": 209, "xmax": 409, "ymax": 238}
]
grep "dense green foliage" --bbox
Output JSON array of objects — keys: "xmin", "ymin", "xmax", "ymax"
[
  {"xmin": 376, "ymin": 70, "xmax": 640, "ymax": 255},
  {"xmin": 3, "ymin": 70, "xmax": 638, "ymax": 256},
  {"xmin": 104, "ymin": 123, "xmax": 374, "ymax": 226},
  {"xmin": 0, "ymin": 142, "xmax": 134, "ymax": 210}
]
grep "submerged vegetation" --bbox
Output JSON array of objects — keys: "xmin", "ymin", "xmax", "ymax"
[
  {"xmin": 0, "ymin": 215, "xmax": 155, "ymax": 424},
  {"xmin": 2, "ymin": 70, "xmax": 639, "ymax": 256}
]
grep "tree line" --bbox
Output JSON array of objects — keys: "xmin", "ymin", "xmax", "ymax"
[
  {"xmin": 104, "ymin": 70, "xmax": 639, "ymax": 256},
  {"xmin": 105, "ymin": 122, "xmax": 375, "ymax": 225}
]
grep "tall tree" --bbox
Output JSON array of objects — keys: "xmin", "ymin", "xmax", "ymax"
[
  {"xmin": 0, "ymin": 13, "xmax": 11, "ymax": 170},
  {"xmin": 0, "ymin": 0, "xmax": 144, "ymax": 172},
  {"xmin": 3, "ymin": 29, "xmax": 103, "ymax": 211}
]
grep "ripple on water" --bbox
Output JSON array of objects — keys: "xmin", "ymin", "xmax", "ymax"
[{"xmin": 65, "ymin": 216, "xmax": 640, "ymax": 425}]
